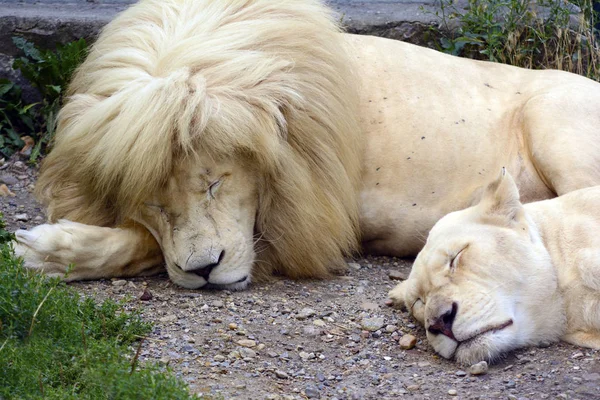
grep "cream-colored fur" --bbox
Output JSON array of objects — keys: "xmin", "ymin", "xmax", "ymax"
[
  {"xmin": 13, "ymin": 0, "xmax": 600, "ymax": 290},
  {"xmin": 389, "ymin": 170, "xmax": 600, "ymax": 364}
]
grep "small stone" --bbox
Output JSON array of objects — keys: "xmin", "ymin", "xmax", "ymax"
[
  {"xmin": 237, "ymin": 339, "xmax": 256, "ymax": 348},
  {"xmin": 347, "ymin": 262, "xmax": 361, "ymax": 270},
  {"xmin": 275, "ymin": 370, "xmax": 289, "ymax": 379},
  {"xmin": 571, "ymin": 351, "xmax": 584, "ymax": 359},
  {"xmin": 159, "ymin": 314, "xmax": 177, "ymax": 323},
  {"xmin": 448, "ymin": 389, "xmax": 457, "ymax": 396},
  {"xmin": 14, "ymin": 213, "xmax": 29, "ymax": 222},
  {"xmin": 361, "ymin": 301, "xmax": 380, "ymax": 311},
  {"xmin": 158, "ymin": 357, "xmax": 170, "ymax": 366},
  {"xmin": 299, "ymin": 351, "xmax": 315, "ymax": 360},
  {"xmin": 399, "ymin": 334, "xmax": 417, "ymax": 350},
  {"xmin": 256, "ymin": 343, "xmax": 266, "ymax": 351},
  {"xmin": 34, "ymin": 215, "xmax": 44, "ymax": 223},
  {"xmin": 228, "ymin": 323, "xmax": 238, "ymax": 330},
  {"xmin": 361, "ymin": 317, "xmax": 385, "ymax": 332},
  {"xmin": 267, "ymin": 351, "xmax": 279, "ymax": 358},
  {"xmin": 385, "ymin": 325, "xmax": 397, "ymax": 333},
  {"xmin": 302, "ymin": 325, "xmax": 323, "ymax": 337},
  {"xmin": 469, "ymin": 361, "xmax": 488, "ymax": 376},
  {"xmin": 213, "ymin": 355, "xmax": 226, "ymax": 362},
  {"xmin": 297, "ymin": 308, "xmax": 316, "ymax": 320},
  {"xmin": 112, "ymin": 279, "xmax": 127, "ymax": 287},
  {"xmin": 406, "ymin": 384, "xmax": 420, "ymax": 391},
  {"xmin": 0, "ymin": 184, "xmax": 15, "ymax": 197},
  {"xmin": 455, "ymin": 370, "xmax": 467, "ymax": 377},
  {"xmin": 506, "ymin": 380, "xmax": 516, "ymax": 388},
  {"xmin": 182, "ymin": 334, "xmax": 195, "ymax": 343},
  {"xmin": 388, "ymin": 270, "xmax": 408, "ymax": 281},
  {"xmin": 313, "ymin": 319, "xmax": 326, "ymax": 327},
  {"xmin": 212, "ymin": 300, "xmax": 224, "ymax": 308},
  {"xmin": 583, "ymin": 372, "xmax": 600, "ymax": 381},
  {"xmin": 305, "ymin": 384, "xmax": 320, "ymax": 398},
  {"xmin": 200, "ymin": 304, "xmax": 209, "ymax": 311},
  {"xmin": 139, "ymin": 289, "xmax": 153, "ymax": 301},
  {"xmin": 239, "ymin": 347, "xmax": 257, "ymax": 358},
  {"xmin": 0, "ymin": 174, "xmax": 18, "ymax": 186}
]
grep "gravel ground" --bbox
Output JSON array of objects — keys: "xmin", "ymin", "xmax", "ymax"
[{"xmin": 1, "ymin": 155, "xmax": 599, "ymax": 400}]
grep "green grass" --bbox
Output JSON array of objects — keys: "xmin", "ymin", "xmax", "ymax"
[
  {"xmin": 0, "ymin": 38, "xmax": 88, "ymax": 160},
  {"xmin": 428, "ymin": 0, "xmax": 600, "ymax": 80},
  {"xmin": 0, "ymin": 214, "xmax": 202, "ymax": 400}
]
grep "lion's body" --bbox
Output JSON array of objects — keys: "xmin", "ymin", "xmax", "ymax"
[
  {"xmin": 14, "ymin": 0, "xmax": 600, "ymax": 290},
  {"xmin": 388, "ymin": 171, "xmax": 600, "ymax": 363}
]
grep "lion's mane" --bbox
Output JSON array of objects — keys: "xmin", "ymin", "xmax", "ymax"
[{"xmin": 36, "ymin": 0, "xmax": 363, "ymax": 279}]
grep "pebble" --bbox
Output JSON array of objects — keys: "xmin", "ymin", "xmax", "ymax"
[
  {"xmin": 571, "ymin": 351, "xmax": 584, "ymax": 359},
  {"xmin": 385, "ymin": 325, "xmax": 397, "ymax": 333},
  {"xmin": 139, "ymin": 289, "xmax": 153, "ymax": 301},
  {"xmin": 228, "ymin": 323, "xmax": 238, "ymax": 330},
  {"xmin": 0, "ymin": 174, "xmax": 18, "ymax": 186},
  {"xmin": 406, "ymin": 384, "xmax": 420, "ymax": 391},
  {"xmin": 347, "ymin": 262, "xmax": 361, "ymax": 270},
  {"xmin": 361, "ymin": 317, "xmax": 385, "ymax": 332},
  {"xmin": 448, "ymin": 389, "xmax": 457, "ymax": 396},
  {"xmin": 388, "ymin": 270, "xmax": 408, "ymax": 281},
  {"xmin": 361, "ymin": 301, "xmax": 379, "ymax": 311},
  {"xmin": 305, "ymin": 385, "xmax": 320, "ymax": 398},
  {"xmin": 275, "ymin": 370, "xmax": 289, "ymax": 379},
  {"xmin": 399, "ymin": 334, "xmax": 417, "ymax": 349},
  {"xmin": 213, "ymin": 355, "xmax": 226, "ymax": 362},
  {"xmin": 313, "ymin": 319, "xmax": 326, "ymax": 327},
  {"xmin": 297, "ymin": 308, "xmax": 316, "ymax": 320},
  {"xmin": 239, "ymin": 347, "xmax": 257, "ymax": 359},
  {"xmin": 237, "ymin": 339, "xmax": 257, "ymax": 348},
  {"xmin": 14, "ymin": 213, "xmax": 29, "ymax": 221},
  {"xmin": 112, "ymin": 280, "xmax": 127, "ymax": 287},
  {"xmin": 455, "ymin": 370, "xmax": 467, "ymax": 377},
  {"xmin": 0, "ymin": 184, "xmax": 15, "ymax": 197},
  {"xmin": 212, "ymin": 300, "xmax": 224, "ymax": 308},
  {"xmin": 469, "ymin": 361, "xmax": 489, "ymax": 375},
  {"xmin": 159, "ymin": 314, "xmax": 177, "ymax": 323},
  {"xmin": 299, "ymin": 351, "xmax": 316, "ymax": 360}
]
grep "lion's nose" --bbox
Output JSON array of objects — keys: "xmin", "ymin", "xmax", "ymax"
[
  {"xmin": 427, "ymin": 302, "xmax": 458, "ymax": 341},
  {"xmin": 188, "ymin": 250, "xmax": 225, "ymax": 279}
]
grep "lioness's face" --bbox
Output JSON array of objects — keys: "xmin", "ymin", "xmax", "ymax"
[
  {"xmin": 389, "ymin": 171, "xmax": 564, "ymax": 364},
  {"xmin": 135, "ymin": 154, "xmax": 259, "ymax": 290}
]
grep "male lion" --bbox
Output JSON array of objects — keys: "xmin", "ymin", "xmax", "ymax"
[
  {"xmin": 13, "ymin": 0, "xmax": 600, "ymax": 290},
  {"xmin": 388, "ymin": 169, "xmax": 600, "ymax": 364}
]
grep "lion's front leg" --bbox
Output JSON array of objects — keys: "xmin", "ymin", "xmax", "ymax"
[{"xmin": 14, "ymin": 220, "xmax": 164, "ymax": 281}]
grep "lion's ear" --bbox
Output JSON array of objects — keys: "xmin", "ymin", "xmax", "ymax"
[{"xmin": 478, "ymin": 168, "xmax": 524, "ymax": 225}]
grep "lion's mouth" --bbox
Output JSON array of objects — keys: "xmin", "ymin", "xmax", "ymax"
[{"xmin": 457, "ymin": 319, "xmax": 513, "ymax": 348}]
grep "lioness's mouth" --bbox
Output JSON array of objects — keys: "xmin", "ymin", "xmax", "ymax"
[{"xmin": 457, "ymin": 319, "xmax": 514, "ymax": 348}]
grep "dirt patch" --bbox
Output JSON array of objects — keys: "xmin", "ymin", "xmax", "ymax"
[{"xmin": 1, "ymin": 156, "xmax": 598, "ymax": 400}]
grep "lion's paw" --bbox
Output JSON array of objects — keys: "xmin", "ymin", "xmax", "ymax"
[{"xmin": 13, "ymin": 221, "xmax": 75, "ymax": 277}]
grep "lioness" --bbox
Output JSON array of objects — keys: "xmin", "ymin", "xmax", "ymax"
[
  {"xmin": 14, "ymin": 0, "xmax": 600, "ymax": 290},
  {"xmin": 388, "ymin": 169, "xmax": 600, "ymax": 364}
]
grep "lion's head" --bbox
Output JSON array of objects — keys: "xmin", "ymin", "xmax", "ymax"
[
  {"xmin": 389, "ymin": 169, "xmax": 566, "ymax": 364},
  {"xmin": 34, "ymin": 0, "xmax": 362, "ymax": 289}
]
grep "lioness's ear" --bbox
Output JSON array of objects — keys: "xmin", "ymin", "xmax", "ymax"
[{"xmin": 478, "ymin": 168, "xmax": 524, "ymax": 225}]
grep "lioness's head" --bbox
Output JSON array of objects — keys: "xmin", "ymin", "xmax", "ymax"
[{"xmin": 389, "ymin": 169, "xmax": 565, "ymax": 364}]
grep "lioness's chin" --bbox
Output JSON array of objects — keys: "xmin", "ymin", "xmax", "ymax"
[{"xmin": 431, "ymin": 325, "xmax": 519, "ymax": 365}]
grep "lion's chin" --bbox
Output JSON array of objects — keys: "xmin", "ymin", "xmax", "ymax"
[{"xmin": 168, "ymin": 270, "xmax": 251, "ymax": 291}]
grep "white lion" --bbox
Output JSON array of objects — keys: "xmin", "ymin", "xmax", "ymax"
[
  {"xmin": 14, "ymin": 0, "xmax": 600, "ymax": 290},
  {"xmin": 389, "ymin": 169, "xmax": 600, "ymax": 363}
]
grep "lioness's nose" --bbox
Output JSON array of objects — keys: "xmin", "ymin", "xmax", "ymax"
[
  {"xmin": 189, "ymin": 250, "xmax": 225, "ymax": 279},
  {"xmin": 427, "ymin": 302, "xmax": 458, "ymax": 341}
]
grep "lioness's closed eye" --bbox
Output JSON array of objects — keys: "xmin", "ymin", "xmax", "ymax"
[{"xmin": 389, "ymin": 169, "xmax": 600, "ymax": 364}]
